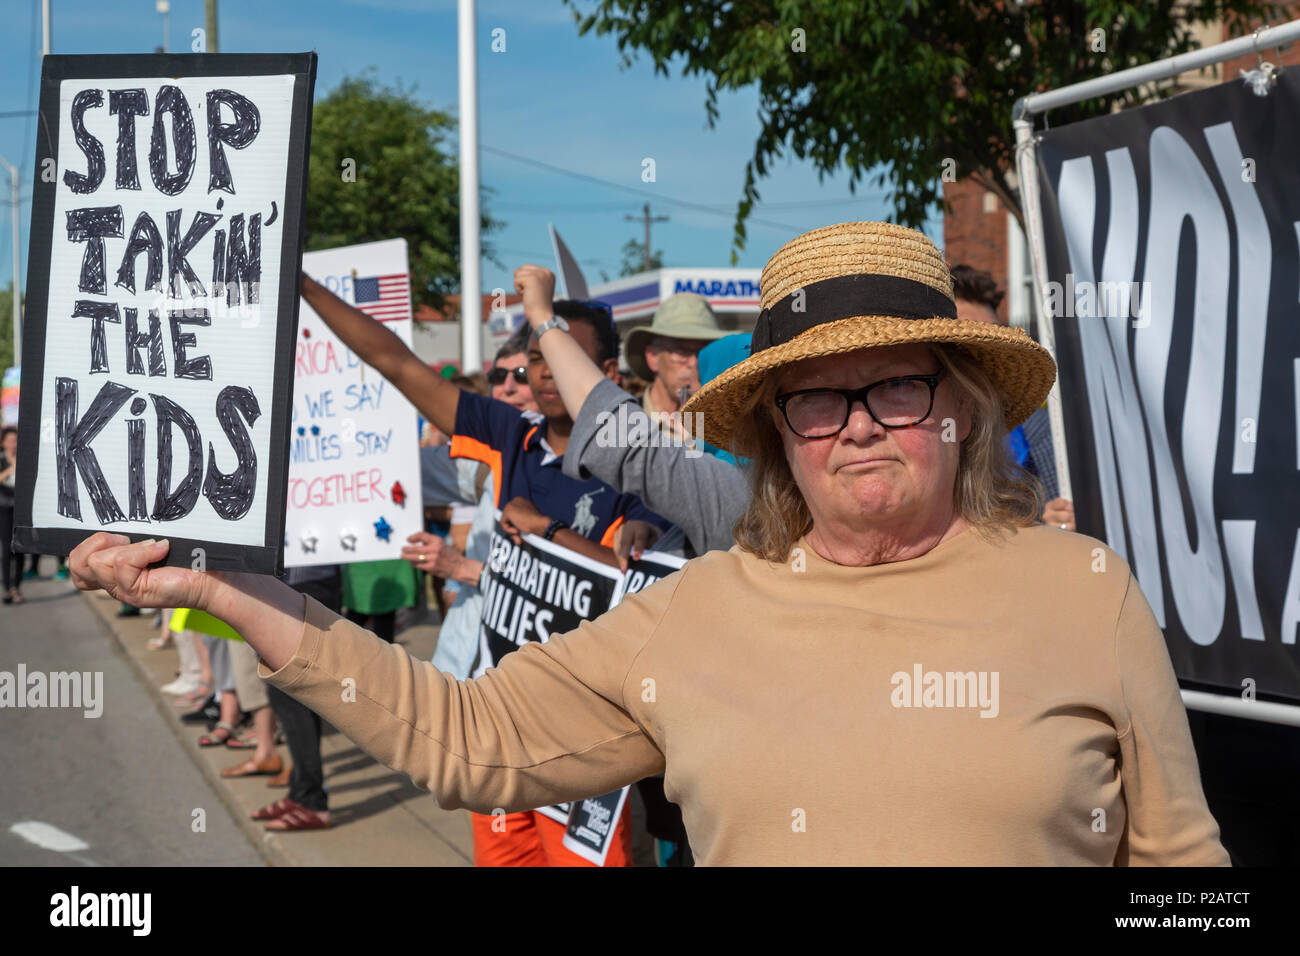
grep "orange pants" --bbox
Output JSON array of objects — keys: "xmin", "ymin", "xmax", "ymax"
[{"xmin": 471, "ymin": 806, "xmax": 632, "ymax": 867}]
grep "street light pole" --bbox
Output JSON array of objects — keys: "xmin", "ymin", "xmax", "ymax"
[
  {"xmin": 157, "ymin": 0, "xmax": 171, "ymax": 53},
  {"xmin": 0, "ymin": 154, "xmax": 20, "ymax": 366}
]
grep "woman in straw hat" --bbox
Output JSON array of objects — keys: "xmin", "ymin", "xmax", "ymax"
[{"xmin": 66, "ymin": 222, "xmax": 1227, "ymax": 865}]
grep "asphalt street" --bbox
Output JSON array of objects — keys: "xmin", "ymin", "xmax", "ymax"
[{"xmin": 0, "ymin": 575, "xmax": 263, "ymax": 866}]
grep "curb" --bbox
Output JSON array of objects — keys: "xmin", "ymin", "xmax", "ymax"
[{"xmin": 81, "ymin": 590, "xmax": 301, "ymax": 867}]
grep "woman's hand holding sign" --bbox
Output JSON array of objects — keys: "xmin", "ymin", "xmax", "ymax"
[
  {"xmin": 500, "ymin": 496, "xmax": 548, "ymax": 543},
  {"xmin": 611, "ymin": 519, "xmax": 662, "ymax": 573},
  {"xmin": 1042, "ymin": 497, "xmax": 1076, "ymax": 532},
  {"xmin": 70, "ymin": 534, "xmax": 209, "ymax": 610},
  {"xmin": 500, "ymin": 495, "xmax": 621, "ymax": 570}
]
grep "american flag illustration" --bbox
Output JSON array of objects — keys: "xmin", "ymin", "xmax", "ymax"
[{"xmin": 352, "ymin": 273, "xmax": 411, "ymax": 322}]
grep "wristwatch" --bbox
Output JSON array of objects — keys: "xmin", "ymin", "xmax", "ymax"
[
  {"xmin": 543, "ymin": 519, "xmax": 568, "ymax": 541},
  {"xmin": 534, "ymin": 314, "xmax": 570, "ymax": 338}
]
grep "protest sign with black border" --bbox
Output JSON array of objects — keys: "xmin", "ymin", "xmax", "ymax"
[
  {"xmin": 474, "ymin": 520, "xmax": 691, "ymax": 855},
  {"xmin": 473, "ymin": 514, "xmax": 624, "ymax": 679},
  {"xmin": 1034, "ymin": 70, "xmax": 1300, "ymax": 702},
  {"xmin": 13, "ymin": 52, "xmax": 317, "ymax": 574}
]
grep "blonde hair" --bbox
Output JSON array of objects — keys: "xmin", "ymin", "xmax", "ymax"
[{"xmin": 730, "ymin": 344, "xmax": 1043, "ymax": 562}]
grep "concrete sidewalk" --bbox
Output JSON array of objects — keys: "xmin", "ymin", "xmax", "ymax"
[{"xmin": 80, "ymin": 585, "xmax": 474, "ymax": 866}]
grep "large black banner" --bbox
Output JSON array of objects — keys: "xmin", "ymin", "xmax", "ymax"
[{"xmin": 1035, "ymin": 70, "xmax": 1300, "ymax": 702}]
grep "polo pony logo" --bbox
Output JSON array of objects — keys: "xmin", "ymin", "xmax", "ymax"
[{"xmin": 571, "ymin": 489, "xmax": 604, "ymax": 537}]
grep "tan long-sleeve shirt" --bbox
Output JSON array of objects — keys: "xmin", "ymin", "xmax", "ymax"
[{"xmin": 260, "ymin": 523, "xmax": 1230, "ymax": 866}]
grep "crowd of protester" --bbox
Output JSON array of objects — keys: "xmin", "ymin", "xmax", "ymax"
[{"xmin": 15, "ymin": 233, "xmax": 1112, "ymax": 865}]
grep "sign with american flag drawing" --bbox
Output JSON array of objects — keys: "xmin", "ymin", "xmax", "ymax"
[
  {"xmin": 352, "ymin": 271, "xmax": 411, "ymax": 323},
  {"xmin": 286, "ymin": 238, "xmax": 423, "ymax": 566}
]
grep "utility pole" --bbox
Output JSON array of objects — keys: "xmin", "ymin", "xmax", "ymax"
[
  {"xmin": 1, "ymin": 154, "xmax": 20, "ymax": 366},
  {"xmin": 625, "ymin": 202, "xmax": 667, "ymax": 271},
  {"xmin": 206, "ymin": 0, "xmax": 219, "ymax": 53}
]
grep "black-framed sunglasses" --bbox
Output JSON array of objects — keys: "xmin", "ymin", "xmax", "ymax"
[
  {"xmin": 488, "ymin": 365, "xmax": 529, "ymax": 386},
  {"xmin": 774, "ymin": 370, "xmax": 945, "ymax": 439}
]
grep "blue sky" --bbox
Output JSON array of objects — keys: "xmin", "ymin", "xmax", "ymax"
[{"xmin": 0, "ymin": 0, "xmax": 944, "ymax": 296}]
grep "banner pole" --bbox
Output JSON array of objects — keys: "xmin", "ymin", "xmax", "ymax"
[
  {"xmin": 1182, "ymin": 690, "xmax": 1300, "ymax": 729},
  {"xmin": 1018, "ymin": 19, "xmax": 1300, "ymax": 118},
  {"xmin": 1013, "ymin": 114, "xmax": 1072, "ymax": 502}
]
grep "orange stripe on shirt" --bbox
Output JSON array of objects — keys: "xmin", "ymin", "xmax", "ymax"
[
  {"xmin": 600, "ymin": 515, "xmax": 625, "ymax": 549},
  {"xmin": 449, "ymin": 435, "xmax": 504, "ymax": 508}
]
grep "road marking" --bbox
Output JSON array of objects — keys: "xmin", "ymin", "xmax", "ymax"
[{"xmin": 9, "ymin": 821, "xmax": 90, "ymax": 852}]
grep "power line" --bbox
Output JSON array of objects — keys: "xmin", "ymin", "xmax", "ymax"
[
  {"xmin": 481, "ymin": 144, "xmax": 804, "ymax": 233},
  {"xmin": 496, "ymin": 196, "xmax": 884, "ymax": 213},
  {"xmin": 493, "ymin": 201, "xmax": 638, "ymax": 211},
  {"xmin": 753, "ymin": 195, "xmax": 889, "ymax": 209},
  {"xmin": 494, "ymin": 247, "xmax": 557, "ymax": 261}
]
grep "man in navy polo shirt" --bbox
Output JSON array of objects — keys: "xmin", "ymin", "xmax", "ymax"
[
  {"xmin": 448, "ymin": 299, "xmax": 666, "ymax": 571},
  {"xmin": 300, "ymin": 274, "xmax": 666, "ymax": 866}
]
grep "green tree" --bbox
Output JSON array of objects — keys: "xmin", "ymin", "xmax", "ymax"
[
  {"xmin": 566, "ymin": 0, "xmax": 1284, "ymax": 257},
  {"xmin": 0, "ymin": 282, "xmax": 19, "ymax": 373},
  {"xmin": 306, "ymin": 73, "xmax": 501, "ymax": 310},
  {"xmin": 619, "ymin": 238, "xmax": 663, "ymax": 275}
]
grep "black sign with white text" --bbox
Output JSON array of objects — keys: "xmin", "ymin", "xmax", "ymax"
[
  {"xmin": 472, "ymin": 517, "xmax": 623, "ymax": 678},
  {"xmin": 1035, "ymin": 70, "xmax": 1300, "ymax": 701}
]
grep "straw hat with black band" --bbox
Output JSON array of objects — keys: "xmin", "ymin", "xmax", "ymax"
[{"xmin": 682, "ymin": 221, "xmax": 1057, "ymax": 453}]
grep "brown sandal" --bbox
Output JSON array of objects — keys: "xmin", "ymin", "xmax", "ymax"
[{"xmin": 221, "ymin": 755, "xmax": 283, "ymax": 777}]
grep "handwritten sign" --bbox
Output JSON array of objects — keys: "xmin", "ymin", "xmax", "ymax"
[
  {"xmin": 285, "ymin": 239, "xmax": 423, "ymax": 566},
  {"xmin": 13, "ymin": 53, "xmax": 316, "ymax": 573}
]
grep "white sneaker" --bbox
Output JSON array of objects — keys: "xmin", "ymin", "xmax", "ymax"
[{"xmin": 160, "ymin": 677, "xmax": 201, "ymax": 696}]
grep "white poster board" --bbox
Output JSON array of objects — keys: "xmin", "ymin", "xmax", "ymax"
[
  {"xmin": 15, "ymin": 54, "xmax": 316, "ymax": 573},
  {"xmin": 285, "ymin": 238, "xmax": 424, "ymax": 566}
]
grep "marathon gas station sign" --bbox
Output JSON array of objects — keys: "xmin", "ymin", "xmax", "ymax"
[
  {"xmin": 669, "ymin": 271, "xmax": 761, "ymax": 302},
  {"xmin": 579, "ymin": 268, "xmax": 763, "ymax": 325}
]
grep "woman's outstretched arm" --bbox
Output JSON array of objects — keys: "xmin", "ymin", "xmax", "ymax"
[{"xmin": 69, "ymin": 533, "xmax": 670, "ymax": 812}]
